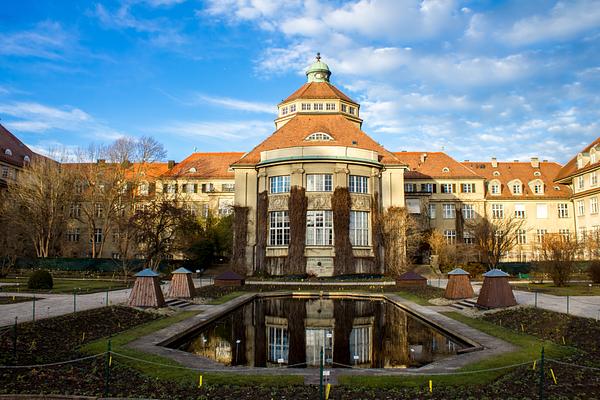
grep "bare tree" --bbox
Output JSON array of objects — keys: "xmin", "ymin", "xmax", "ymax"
[
  {"xmin": 379, "ymin": 207, "xmax": 423, "ymax": 277},
  {"xmin": 537, "ymin": 233, "xmax": 580, "ymax": 286},
  {"xmin": 427, "ymin": 229, "xmax": 457, "ymax": 270},
  {"xmin": 466, "ymin": 215, "xmax": 525, "ymax": 270}
]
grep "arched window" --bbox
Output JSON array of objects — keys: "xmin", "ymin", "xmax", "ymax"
[
  {"xmin": 305, "ymin": 132, "xmax": 334, "ymax": 141},
  {"xmin": 493, "ymin": 171, "xmax": 500, "ymax": 177},
  {"xmin": 442, "ymin": 167, "xmax": 450, "ymax": 173},
  {"xmin": 533, "ymin": 171, "xmax": 541, "ymax": 177},
  {"xmin": 189, "ymin": 167, "xmax": 197, "ymax": 173},
  {"xmin": 23, "ymin": 155, "xmax": 30, "ymax": 163},
  {"xmin": 4, "ymin": 149, "xmax": 12, "ymax": 156}
]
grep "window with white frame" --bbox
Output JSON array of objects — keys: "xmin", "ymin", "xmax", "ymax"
[
  {"xmin": 461, "ymin": 183, "xmax": 475, "ymax": 193},
  {"xmin": 306, "ymin": 210, "xmax": 333, "ymax": 246},
  {"xmin": 592, "ymin": 152, "xmax": 598, "ymax": 164},
  {"xmin": 421, "ymin": 183, "xmax": 434, "ymax": 193},
  {"xmin": 444, "ymin": 230, "xmax": 456, "ymax": 244},
  {"xmin": 558, "ymin": 203, "xmax": 569, "ymax": 218},
  {"xmin": 139, "ymin": 182, "xmax": 149, "ymax": 196},
  {"xmin": 218, "ymin": 199, "xmax": 234, "ymax": 216},
  {"xmin": 406, "ymin": 198, "xmax": 421, "ymax": 214},
  {"xmin": 222, "ymin": 183, "xmax": 235, "ymax": 192},
  {"xmin": 559, "ymin": 229, "xmax": 570, "ymax": 240},
  {"xmin": 341, "ymin": 104, "xmax": 347, "ymax": 112},
  {"xmin": 578, "ymin": 227, "xmax": 587, "ymax": 242},
  {"xmin": 69, "ymin": 203, "xmax": 81, "ymax": 218},
  {"xmin": 307, "ymin": 174, "xmax": 332, "ymax": 192},
  {"xmin": 313, "ymin": 103, "xmax": 324, "ymax": 111},
  {"xmin": 490, "ymin": 183, "xmax": 500, "ymax": 195},
  {"xmin": 270, "ymin": 176, "xmax": 290, "ymax": 193},
  {"xmin": 578, "ymin": 176, "xmax": 585, "ymax": 190},
  {"xmin": 462, "ymin": 204, "xmax": 474, "ymax": 219},
  {"xmin": 441, "ymin": 183, "xmax": 454, "ymax": 193},
  {"xmin": 492, "ymin": 204, "xmax": 504, "ymax": 219},
  {"xmin": 349, "ymin": 175, "xmax": 368, "ymax": 193},
  {"xmin": 514, "ymin": 204, "xmax": 526, "ymax": 218},
  {"xmin": 66, "ymin": 228, "xmax": 80, "ymax": 242},
  {"xmin": 349, "ymin": 326, "xmax": 371, "ymax": 364},
  {"xmin": 463, "ymin": 231, "xmax": 474, "ymax": 244},
  {"xmin": 537, "ymin": 203, "xmax": 548, "ymax": 219},
  {"xmin": 350, "ymin": 211, "xmax": 369, "ymax": 246},
  {"xmin": 516, "ymin": 229, "xmax": 527, "ymax": 244},
  {"xmin": 512, "ymin": 183, "xmax": 522, "ymax": 195},
  {"xmin": 577, "ymin": 200, "xmax": 585, "ymax": 216},
  {"xmin": 301, "ymin": 103, "xmax": 311, "ymax": 111},
  {"xmin": 591, "ymin": 197, "xmax": 599, "ymax": 214},
  {"xmin": 267, "ymin": 325, "xmax": 289, "ymax": 364},
  {"xmin": 94, "ymin": 203, "xmax": 104, "ymax": 218},
  {"xmin": 1, "ymin": 166, "xmax": 8, "ymax": 178},
  {"xmin": 591, "ymin": 172, "xmax": 598, "ymax": 187},
  {"xmin": 112, "ymin": 230, "xmax": 120, "ymax": 243},
  {"xmin": 428, "ymin": 204, "xmax": 436, "ymax": 219},
  {"xmin": 185, "ymin": 183, "xmax": 196, "ymax": 193},
  {"xmin": 94, "ymin": 228, "xmax": 103, "ymax": 244},
  {"xmin": 349, "ymin": 106, "xmax": 356, "ymax": 115},
  {"xmin": 404, "ymin": 183, "xmax": 417, "ymax": 193},
  {"xmin": 305, "ymin": 132, "xmax": 334, "ymax": 141},
  {"xmin": 269, "ymin": 211, "xmax": 290, "ymax": 246},
  {"xmin": 165, "ymin": 183, "xmax": 176, "ymax": 194},
  {"xmin": 290, "ymin": 104, "xmax": 296, "ymax": 113},
  {"xmin": 281, "ymin": 106, "xmax": 288, "ymax": 116},
  {"xmin": 325, "ymin": 103, "xmax": 336, "ymax": 111},
  {"xmin": 536, "ymin": 229, "xmax": 547, "ymax": 243},
  {"xmin": 184, "ymin": 203, "xmax": 196, "ymax": 216},
  {"xmin": 533, "ymin": 182, "xmax": 543, "ymax": 194},
  {"xmin": 442, "ymin": 204, "xmax": 455, "ymax": 219},
  {"xmin": 4, "ymin": 149, "xmax": 12, "ymax": 156}
]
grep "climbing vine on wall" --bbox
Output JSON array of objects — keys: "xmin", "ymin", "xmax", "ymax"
[
  {"xmin": 232, "ymin": 206, "xmax": 249, "ymax": 275},
  {"xmin": 255, "ymin": 191, "xmax": 268, "ymax": 275},
  {"xmin": 286, "ymin": 186, "xmax": 307, "ymax": 275},
  {"xmin": 371, "ymin": 191, "xmax": 383, "ymax": 273},
  {"xmin": 332, "ymin": 187, "xmax": 354, "ymax": 275}
]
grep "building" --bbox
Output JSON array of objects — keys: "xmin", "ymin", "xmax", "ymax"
[{"xmin": 0, "ymin": 123, "xmax": 36, "ymax": 189}]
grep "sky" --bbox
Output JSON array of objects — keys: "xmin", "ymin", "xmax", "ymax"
[{"xmin": 0, "ymin": 0, "xmax": 599, "ymax": 164}]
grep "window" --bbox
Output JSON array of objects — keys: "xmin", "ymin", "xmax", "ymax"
[
  {"xmin": 492, "ymin": 204, "xmax": 504, "ymax": 219},
  {"xmin": 326, "ymin": 103, "xmax": 336, "ymax": 111},
  {"xmin": 66, "ymin": 228, "xmax": 80, "ymax": 242},
  {"xmin": 186, "ymin": 183, "xmax": 196, "ymax": 193},
  {"xmin": 406, "ymin": 198, "xmax": 421, "ymax": 214},
  {"xmin": 404, "ymin": 183, "xmax": 417, "ymax": 193},
  {"xmin": 218, "ymin": 199, "xmax": 234, "ymax": 216},
  {"xmin": 516, "ymin": 229, "xmax": 527, "ymax": 244},
  {"xmin": 578, "ymin": 176, "xmax": 584, "ymax": 190},
  {"xmin": 558, "ymin": 203, "xmax": 569, "ymax": 218},
  {"xmin": 428, "ymin": 204, "xmax": 436, "ymax": 219},
  {"xmin": 341, "ymin": 104, "xmax": 347, "ymax": 112},
  {"xmin": 290, "ymin": 104, "xmax": 296, "ymax": 113},
  {"xmin": 514, "ymin": 204, "xmax": 526, "ymax": 219},
  {"xmin": 592, "ymin": 172, "xmax": 598, "ymax": 187},
  {"xmin": 307, "ymin": 174, "xmax": 332, "ymax": 192},
  {"xmin": 463, "ymin": 231, "xmax": 474, "ymax": 244},
  {"xmin": 269, "ymin": 211, "xmax": 290, "ymax": 246},
  {"xmin": 306, "ymin": 210, "xmax": 333, "ymax": 246},
  {"xmin": 442, "ymin": 204, "xmax": 455, "ymax": 219},
  {"xmin": 537, "ymin": 203, "xmax": 548, "ymax": 219},
  {"xmin": 349, "ymin": 175, "xmax": 368, "ymax": 193},
  {"xmin": 23, "ymin": 155, "xmax": 30, "ymax": 163},
  {"xmin": 349, "ymin": 326, "xmax": 371, "ymax": 364},
  {"xmin": 139, "ymin": 182, "xmax": 149, "ymax": 196},
  {"xmin": 69, "ymin": 203, "xmax": 81, "ymax": 218},
  {"xmin": 421, "ymin": 183, "xmax": 435, "ymax": 193},
  {"xmin": 305, "ymin": 132, "xmax": 333, "ymax": 141},
  {"xmin": 461, "ymin": 183, "xmax": 475, "ymax": 193},
  {"xmin": 591, "ymin": 197, "xmax": 599, "ymax": 214},
  {"xmin": 270, "ymin": 176, "xmax": 290, "ymax": 193},
  {"xmin": 490, "ymin": 183, "xmax": 500, "ymax": 195},
  {"xmin": 200, "ymin": 183, "xmax": 212, "ymax": 193},
  {"xmin": 559, "ymin": 229, "xmax": 570, "ymax": 240},
  {"xmin": 202, "ymin": 203, "xmax": 209, "ymax": 218},
  {"xmin": 444, "ymin": 230, "xmax": 456, "ymax": 244},
  {"xmin": 306, "ymin": 328, "xmax": 333, "ymax": 367},
  {"xmin": 222, "ymin": 183, "xmax": 235, "ymax": 192},
  {"xmin": 536, "ymin": 229, "xmax": 547, "ymax": 243},
  {"xmin": 184, "ymin": 203, "xmax": 197, "ymax": 216},
  {"xmin": 592, "ymin": 152, "xmax": 598, "ymax": 164},
  {"xmin": 165, "ymin": 183, "xmax": 177, "ymax": 194},
  {"xmin": 578, "ymin": 227, "xmax": 587, "ymax": 242},
  {"xmin": 94, "ymin": 204, "xmax": 104, "ymax": 218},
  {"xmin": 1, "ymin": 166, "xmax": 8, "ymax": 178},
  {"xmin": 512, "ymin": 183, "xmax": 522, "ymax": 195},
  {"xmin": 462, "ymin": 204, "xmax": 474, "ymax": 219},
  {"xmin": 4, "ymin": 149, "xmax": 12, "ymax": 156},
  {"xmin": 302, "ymin": 103, "xmax": 311, "ymax": 111},
  {"xmin": 94, "ymin": 228, "xmax": 103, "ymax": 244},
  {"xmin": 577, "ymin": 200, "xmax": 585, "ymax": 216},
  {"xmin": 111, "ymin": 253, "xmax": 121, "ymax": 260},
  {"xmin": 313, "ymin": 103, "xmax": 324, "ymax": 111},
  {"xmin": 281, "ymin": 106, "xmax": 288, "ymax": 116},
  {"xmin": 349, "ymin": 106, "xmax": 356, "ymax": 115},
  {"xmin": 441, "ymin": 183, "xmax": 454, "ymax": 193},
  {"xmin": 267, "ymin": 325, "xmax": 289, "ymax": 364},
  {"xmin": 112, "ymin": 230, "xmax": 120, "ymax": 243},
  {"xmin": 189, "ymin": 167, "xmax": 197, "ymax": 173},
  {"xmin": 350, "ymin": 211, "xmax": 369, "ymax": 246}
]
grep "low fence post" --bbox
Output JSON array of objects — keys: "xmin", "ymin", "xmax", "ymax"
[
  {"xmin": 534, "ymin": 291, "xmax": 538, "ymax": 308},
  {"xmin": 12, "ymin": 316, "xmax": 18, "ymax": 365},
  {"xmin": 539, "ymin": 346, "xmax": 545, "ymax": 400},
  {"xmin": 566, "ymin": 295, "xmax": 569, "ymax": 315},
  {"xmin": 32, "ymin": 296, "xmax": 36, "ymax": 323},
  {"xmin": 105, "ymin": 289, "xmax": 109, "ymax": 307},
  {"xmin": 73, "ymin": 290, "xmax": 77, "ymax": 313},
  {"xmin": 104, "ymin": 339, "xmax": 112, "ymax": 397}
]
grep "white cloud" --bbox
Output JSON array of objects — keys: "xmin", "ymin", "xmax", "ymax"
[
  {"xmin": 0, "ymin": 21, "xmax": 73, "ymax": 60},
  {"xmin": 166, "ymin": 120, "xmax": 273, "ymax": 140},
  {"xmin": 195, "ymin": 94, "xmax": 275, "ymax": 113}
]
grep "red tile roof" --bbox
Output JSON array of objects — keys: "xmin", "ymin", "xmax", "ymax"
[
  {"xmin": 394, "ymin": 152, "xmax": 482, "ymax": 179},
  {"xmin": 233, "ymin": 114, "xmax": 402, "ymax": 166},
  {"xmin": 282, "ymin": 82, "xmax": 356, "ymax": 104},
  {"xmin": 0, "ymin": 124, "xmax": 36, "ymax": 167},
  {"xmin": 555, "ymin": 136, "xmax": 600, "ymax": 182},
  {"xmin": 462, "ymin": 161, "xmax": 571, "ymax": 199},
  {"xmin": 162, "ymin": 152, "xmax": 244, "ymax": 178}
]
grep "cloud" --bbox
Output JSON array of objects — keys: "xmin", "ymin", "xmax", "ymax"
[
  {"xmin": 143, "ymin": 0, "xmax": 187, "ymax": 7},
  {"xmin": 165, "ymin": 120, "xmax": 273, "ymax": 140},
  {"xmin": 195, "ymin": 94, "xmax": 275, "ymax": 113},
  {"xmin": 0, "ymin": 21, "xmax": 73, "ymax": 60}
]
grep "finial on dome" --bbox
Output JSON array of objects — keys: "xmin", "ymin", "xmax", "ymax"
[{"xmin": 316, "ymin": 52, "xmax": 321, "ymax": 62}]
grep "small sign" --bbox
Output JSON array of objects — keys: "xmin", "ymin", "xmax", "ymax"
[
  {"xmin": 353, "ymin": 355, "xmax": 359, "ymax": 360},
  {"xmin": 277, "ymin": 358, "xmax": 284, "ymax": 364},
  {"xmin": 323, "ymin": 370, "xmax": 330, "ymax": 376}
]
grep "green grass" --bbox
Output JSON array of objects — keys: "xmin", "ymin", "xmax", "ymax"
[
  {"xmin": 394, "ymin": 290, "xmax": 432, "ymax": 305},
  {"xmin": 81, "ymin": 310, "xmax": 303, "ymax": 387},
  {"xmin": 0, "ymin": 278, "xmax": 129, "ymax": 294},
  {"xmin": 206, "ymin": 291, "xmax": 246, "ymax": 305},
  {"xmin": 512, "ymin": 282, "xmax": 600, "ymax": 296},
  {"xmin": 339, "ymin": 311, "xmax": 574, "ymax": 388}
]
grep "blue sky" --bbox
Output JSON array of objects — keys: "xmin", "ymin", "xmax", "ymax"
[{"xmin": 0, "ymin": 0, "xmax": 599, "ymax": 163}]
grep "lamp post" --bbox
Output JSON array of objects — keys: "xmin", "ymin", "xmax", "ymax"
[{"xmin": 235, "ymin": 339, "xmax": 241, "ymax": 365}]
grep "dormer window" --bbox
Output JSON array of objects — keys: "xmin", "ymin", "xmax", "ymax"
[
  {"xmin": 534, "ymin": 171, "xmax": 541, "ymax": 177},
  {"xmin": 290, "ymin": 104, "xmax": 296, "ymax": 113},
  {"xmin": 512, "ymin": 182, "xmax": 522, "ymax": 195},
  {"xmin": 4, "ymin": 149, "xmax": 12, "ymax": 156},
  {"xmin": 23, "ymin": 155, "xmax": 30, "ymax": 163},
  {"xmin": 592, "ymin": 150, "xmax": 597, "ymax": 164},
  {"xmin": 349, "ymin": 106, "xmax": 356, "ymax": 115},
  {"xmin": 442, "ymin": 167, "xmax": 450, "ymax": 173},
  {"xmin": 281, "ymin": 107, "xmax": 288, "ymax": 116},
  {"xmin": 189, "ymin": 167, "xmax": 197, "ymax": 173},
  {"xmin": 313, "ymin": 103, "xmax": 323, "ymax": 111},
  {"xmin": 490, "ymin": 182, "xmax": 501, "ymax": 195},
  {"xmin": 578, "ymin": 157, "xmax": 584, "ymax": 168},
  {"xmin": 341, "ymin": 104, "xmax": 347, "ymax": 112},
  {"xmin": 493, "ymin": 171, "xmax": 500, "ymax": 176},
  {"xmin": 301, "ymin": 103, "xmax": 311, "ymax": 111},
  {"xmin": 326, "ymin": 103, "xmax": 336, "ymax": 111},
  {"xmin": 532, "ymin": 181, "xmax": 544, "ymax": 195},
  {"xmin": 305, "ymin": 132, "xmax": 334, "ymax": 141}
]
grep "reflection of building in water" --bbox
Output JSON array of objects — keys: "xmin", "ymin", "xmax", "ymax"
[{"xmin": 179, "ymin": 297, "xmax": 462, "ymax": 369}]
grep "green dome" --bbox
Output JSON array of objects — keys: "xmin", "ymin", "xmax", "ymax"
[{"xmin": 306, "ymin": 53, "xmax": 331, "ymax": 83}]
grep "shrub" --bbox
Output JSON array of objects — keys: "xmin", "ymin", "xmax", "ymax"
[
  {"xmin": 28, "ymin": 270, "xmax": 53, "ymax": 290},
  {"xmin": 589, "ymin": 260, "xmax": 600, "ymax": 283}
]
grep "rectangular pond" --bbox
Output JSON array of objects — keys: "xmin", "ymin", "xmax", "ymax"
[{"xmin": 167, "ymin": 295, "xmax": 469, "ymax": 369}]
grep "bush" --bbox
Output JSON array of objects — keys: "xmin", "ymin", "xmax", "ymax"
[
  {"xmin": 28, "ymin": 270, "xmax": 54, "ymax": 290},
  {"xmin": 589, "ymin": 260, "xmax": 600, "ymax": 283}
]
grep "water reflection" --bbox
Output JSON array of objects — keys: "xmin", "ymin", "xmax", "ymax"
[{"xmin": 175, "ymin": 297, "xmax": 464, "ymax": 368}]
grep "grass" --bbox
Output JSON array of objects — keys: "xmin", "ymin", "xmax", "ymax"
[
  {"xmin": 0, "ymin": 295, "xmax": 34, "ymax": 304},
  {"xmin": 339, "ymin": 311, "xmax": 574, "ymax": 388},
  {"xmin": 512, "ymin": 282, "xmax": 600, "ymax": 296},
  {"xmin": 0, "ymin": 278, "xmax": 129, "ymax": 294},
  {"xmin": 394, "ymin": 290, "xmax": 434, "ymax": 305},
  {"xmin": 206, "ymin": 291, "xmax": 246, "ymax": 305},
  {"xmin": 81, "ymin": 310, "xmax": 303, "ymax": 387}
]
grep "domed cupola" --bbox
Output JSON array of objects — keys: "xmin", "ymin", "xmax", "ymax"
[{"xmin": 306, "ymin": 53, "xmax": 331, "ymax": 83}]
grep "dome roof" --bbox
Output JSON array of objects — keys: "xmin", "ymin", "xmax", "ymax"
[{"xmin": 306, "ymin": 53, "xmax": 331, "ymax": 83}]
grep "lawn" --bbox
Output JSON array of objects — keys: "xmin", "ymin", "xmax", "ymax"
[
  {"xmin": 0, "ymin": 277, "xmax": 130, "ymax": 294},
  {"xmin": 512, "ymin": 282, "xmax": 600, "ymax": 296},
  {"xmin": 0, "ymin": 295, "xmax": 35, "ymax": 304}
]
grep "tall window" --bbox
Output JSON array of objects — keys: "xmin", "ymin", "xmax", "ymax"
[
  {"xmin": 462, "ymin": 204, "xmax": 474, "ymax": 219},
  {"xmin": 442, "ymin": 204, "xmax": 455, "ymax": 219},
  {"xmin": 267, "ymin": 325, "xmax": 289, "ymax": 364},
  {"xmin": 490, "ymin": 183, "xmax": 500, "ymax": 195},
  {"xmin": 270, "ymin": 176, "xmax": 290, "ymax": 193},
  {"xmin": 558, "ymin": 203, "xmax": 569, "ymax": 218},
  {"xmin": 428, "ymin": 204, "xmax": 436, "ymax": 219},
  {"xmin": 533, "ymin": 183, "xmax": 543, "ymax": 194},
  {"xmin": 512, "ymin": 183, "xmax": 522, "ymax": 195},
  {"xmin": 349, "ymin": 106, "xmax": 356, "ymax": 115},
  {"xmin": 536, "ymin": 229, "xmax": 547, "ymax": 243},
  {"xmin": 69, "ymin": 203, "xmax": 81, "ymax": 218},
  {"xmin": 94, "ymin": 228, "xmax": 103, "ymax": 244},
  {"xmin": 349, "ymin": 326, "xmax": 371, "ymax": 364},
  {"xmin": 94, "ymin": 204, "xmax": 104, "ymax": 218},
  {"xmin": 463, "ymin": 231, "xmax": 474, "ymax": 244},
  {"xmin": 591, "ymin": 172, "xmax": 598, "ymax": 187},
  {"xmin": 307, "ymin": 174, "xmax": 332, "ymax": 192},
  {"xmin": 281, "ymin": 106, "xmax": 288, "ymax": 116},
  {"xmin": 1, "ymin": 166, "xmax": 8, "ymax": 178},
  {"xmin": 514, "ymin": 204, "xmax": 526, "ymax": 219},
  {"xmin": 578, "ymin": 227, "xmax": 587, "ymax": 242},
  {"xmin": 591, "ymin": 197, "xmax": 599, "ymax": 214},
  {"xmin": 461, "ymin": 183, "xmax": 475, "ymax": 193},
  {"xmin": 578, "ymin": 176, "xmax": 585, "ymax": 190},
  {"xmin": 441, "ymin": 183, "xmax": 454, "ymax": 193},
  {"xmin": 350, "ymin": 211, "xmax": 369, "ymax": 246},
  {"xmin": 139, "ymin": 182, "xmax": 149, "ymax": 196},
  {"xmin": 444, "ymin": 230, "xmax": 456, "ymax": 244},
  {"xmin": 290, "ymin": 104, "xmax": 296, "ymax": 113},
  {"xmin": 66, "ymin": 228, "xmax": 80, "ymax": 242},
  {"xmin": 349, "ymin": 175, "xmax": 368, "ymax": 193},
  {"xmin": 577, "ymin": 200, "xmax": 585, "ymax": 216},
  {"xmin": 341, "ymin": 104, "xmax": 347, "ymax": 112},
  {"xmin": 559, "ymin": 229, "xmax": 570, "ymax": 240},
  {"xmin": 306, "ymin": 210, "xmax": 333, "ymax": 246},
  {"xmin": 491, "ymin": 204, "xmax": 504, "ymax": 219},
  {"xmin": 269, "ymin": 211, "xmax": 290, "ymax": 246},
  {"xmin": 516, "ymin": 229, "xmax": 527, "ymax": 244}
]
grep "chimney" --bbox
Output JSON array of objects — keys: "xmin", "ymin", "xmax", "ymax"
[
  {"xmin": 530, "ymin": 157, "xmax": 539, "ymax": 168},
  {"xmin": 420, "ymin": 153, "xmax": 428, "ymax": 163},
  {"xmin": 97, "ymin": 159, "xmax": 106, "ymax": 165},
  {"xmin": 491, "ymin": 157, "xmax": 498, "ymax": 168},
  {"xmin": 168, "ymin": 160, "xmax": 176, "ymax": 169}
]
